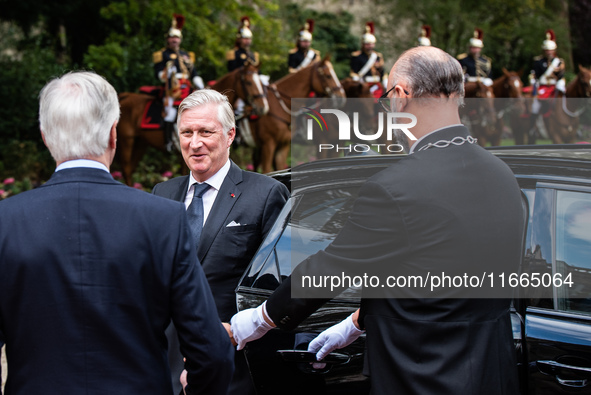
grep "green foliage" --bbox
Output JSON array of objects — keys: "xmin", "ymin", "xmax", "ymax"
[{"xmin": 374, "ymin": 0, "xmax": 572, "ymax": 80}]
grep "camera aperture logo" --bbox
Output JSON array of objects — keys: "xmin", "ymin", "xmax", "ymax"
[{"xmin": 303, "ymin": 107, "xmax": 417, "ymax": 154}]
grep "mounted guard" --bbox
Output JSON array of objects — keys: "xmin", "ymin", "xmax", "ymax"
[
  {"xmin": 226, "ymin": 16, "xmax": 259, "ymax": 72},
  {"xmin": 457, "ymin": 28, "xmax": 493, "ymax": 87},
  {"xmin": 288, "ymin": 19, "xmax": 321, "ymax": 73},
  {"xmin": 529, "ymin": 29, "xmax": 566, "ymax": 99},
  {"xmin": 350, "ymin": 22, "xmax": 387, "ymax": 98},
  {"xmin": 153, "ymin": 14, "xmax": 204, "ymax": 151}
]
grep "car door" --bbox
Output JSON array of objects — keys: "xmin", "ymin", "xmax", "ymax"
[
  {"xmin": 236, "ymin": 183, "xmax": 370, "ymax": 395},
  {"xmin": 521, "ymin": 184, "xmax": 591, "ymax": 394}
]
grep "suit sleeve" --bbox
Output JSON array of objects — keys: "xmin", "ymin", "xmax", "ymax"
[
  {"xmin": 266, "ymin": 180, "xmax": 410, "ymax": 330},
  {"xmin": 169, "ymin": 205, "xmax": 234, "ymax": 395}
]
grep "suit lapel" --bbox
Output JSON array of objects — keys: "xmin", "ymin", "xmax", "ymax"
[
  {"xmin": 198, "ymin": 162, "xmax": 243, "ymax": 261},
  {"xmin": 173, "ymin": 177, "xmax": 191, "ymax": 202}
]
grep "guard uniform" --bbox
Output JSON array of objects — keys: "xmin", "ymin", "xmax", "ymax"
[
  {"xmin": 350, "ymin": 22, "xmax": 387, "ymax": 97},
  {"xmin": 457, "ymin": 53, "xmax": 492, "ymax": 79},
  {"xmin": 153, "ymin": 47, "xmax": 199, "ymax": 103},
  {"xmin": 226, "ymin": 46, "xmax": 259, "ymax": 72}
]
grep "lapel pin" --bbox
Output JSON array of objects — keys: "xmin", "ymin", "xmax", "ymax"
[{"xmin": 231, "ymin": 193, "xmax": 235, "ymax": 198}]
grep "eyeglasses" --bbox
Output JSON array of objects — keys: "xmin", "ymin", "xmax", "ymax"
[{"xmin": 378, "ymin": 86, "xmax": 409, "ymax": 112}]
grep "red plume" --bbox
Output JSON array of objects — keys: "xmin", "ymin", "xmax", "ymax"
[
  {"xmin": 366, "ymin": 21, "xmax": 375, "ymax": 34},
  {"xmin": 422, "ymin": 25, "xmax": 431, "ymax": 38},
  {"xmin": 474, "ymin": 28, "xmax": 483, "ymax": 40},
  {"xmin": 306, "ymin": 19, "xmax": 314, "ymax": 34},
  {"xmin": 545, "ymin": 29, "xmax": 556, "ymax": 41},
  {"xmin": 240, "ymin": 16, "xmax": 250, "ymax": 27},
  {"xmin": 173, "ymin": 14, "xmax": 185, "ymax": 30}
]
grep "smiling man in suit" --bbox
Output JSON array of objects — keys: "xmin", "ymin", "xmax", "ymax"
[
  {"xmin": 152, "ymin": 89, "xmax": 289, "ymax": 395},
  {"xmin": 0, "ymin": 71, "xmax": 233, "ymax": 394}
]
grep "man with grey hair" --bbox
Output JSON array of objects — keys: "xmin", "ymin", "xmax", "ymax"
[
  {"xmin": 230, "ymin": 46, "xmax": 524, "ymax": 394},
  {"xmin": 0, "ymin": 71, "xmax": 233, "ymax": 394},
  {"xmin": 152, "ymin": 88, "xmax": 289, "ymax": 395}
]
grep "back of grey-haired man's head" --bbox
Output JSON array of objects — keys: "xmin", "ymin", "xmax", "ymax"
[
  {"xmin": 390, "ymin": 46, "xmax": 464, "ymax": 104},
  {"xmin": 177, "ymin": 89, "xmax": 235, "ymax": 134},
  {"xmin": 39, "ymin": 71, "xmax": 120, "ymax": 163}
]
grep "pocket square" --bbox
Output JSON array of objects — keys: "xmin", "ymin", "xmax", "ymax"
[{"xmin": 226, "ymin": 220, "xmax": 242, "ymax": 227}]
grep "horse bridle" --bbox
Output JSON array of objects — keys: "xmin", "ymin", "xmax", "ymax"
[
  {"xmin": 240, "ymin": 66, "xmax": 266, "ymax": 106},
  {"xmin": 311, "ymin": 61, "xmax": 344, "ymax": 97}
]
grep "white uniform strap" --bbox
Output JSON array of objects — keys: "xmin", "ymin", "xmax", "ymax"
[
  {"xmin": 358, "ymin": 52, "xmax": 378, "ymax": 78},
  {"xmin": 296, "ymin": 49, "xmax": 316, "ymax": 70}
]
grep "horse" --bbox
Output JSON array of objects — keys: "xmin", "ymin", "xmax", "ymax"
[
  {"xmin": 248, "ymin": 56, "xmax": 346, "ymax": 173},
  {"xmin": 462, "ymin": 80, "xmax": 499, "ymax": 146},
  {"xmin": 116, "ymin": 63, "xmax": 268, "ymax": 186},
  {"xmin": 314, "ymin": 78, "xmax": 379, "ymax": 160},
  {"xmin": 492, "ymin": 69, "xmax": 526, "ymax": 144},
  {"xmin": 513, "ymin": 65, "xmax": 591, "ymax": 145}
]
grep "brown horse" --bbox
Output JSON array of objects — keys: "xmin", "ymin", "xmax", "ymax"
[
  {"xmin": 462, "ymin": 80, "xmax": 499, "ymax": 146},
  {"xmin": 249, "ymin": 57, "xmax": 346, "ymax": 173},
  {"xmin": 116, "ymin": 63, "xmax": 268, "ymax": 185},
  {"xmin": 314, "ymin": 78, "xmax": 378, "ymax": 160},
  {"xmin": 492, "ymin": 69, "xmax": 526, "ymax": 144},
  {"xmin": 513, "ymin": 65, "xmax": 591, "ymax": 144}
]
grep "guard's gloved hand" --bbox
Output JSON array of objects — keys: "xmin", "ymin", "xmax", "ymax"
[
  {"xmin": 307, "ymin": 313, "xmax": 364, "ymax": 361},
  {"xmin": 230, "ymin": 302, "xmax": 274, "ymax": 350}
]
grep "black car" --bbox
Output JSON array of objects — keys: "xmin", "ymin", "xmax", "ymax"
[{"xmin": 236, "ymin": 145, "xmax": 591, "ymax": 395}]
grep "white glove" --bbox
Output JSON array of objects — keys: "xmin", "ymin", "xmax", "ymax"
[
  {"xmin": 230, "ymin": 302, "xmax": 274, "ymax": 350},
  {"xmin": 483, "ymin": 78, "xmax": 493, "ymax": 87},
  {"xmin": 307, "ymin": 313, "xmax": 364, "ymax": 361}
]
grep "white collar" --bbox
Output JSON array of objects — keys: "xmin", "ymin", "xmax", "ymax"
[
  {"xmin": 187, "ymin": 159, "xmax": 231, "ymax": 192},
  {"xmin": 55, "ymin": 159, "xmax": 110, "ymax": 173}
]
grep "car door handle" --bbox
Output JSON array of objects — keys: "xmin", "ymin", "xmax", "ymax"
[
  {"xmin": 537, "ymin": 360, "xmax": 591, "ymax": 388},
  {"xmin": 278, "ymin": 350, "xmax": 351, "ymax": 365}
]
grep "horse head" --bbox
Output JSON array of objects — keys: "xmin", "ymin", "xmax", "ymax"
[
  {"xmin": 574, "ymin": 65, "xmax": 591, "ymax": 98},
  {"xmin": 500, "ymin": 68, "xmax": 524, "ymax": 99},
  {"xmin": 311, "ymin": 56, "xmax": 346, "ymax": 100},
  {"xmin": 238, "ymin": 60, "xmax": 269, "ymax": 115}
]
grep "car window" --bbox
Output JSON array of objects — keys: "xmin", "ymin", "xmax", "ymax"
[
  {"xmin": 555, "ymin": 190, "xmax": 591, "ymax": 315},
  {"xmin": 244, "ymin": 186, "xmax": 361, "ymax": 292},
  {"xmin": 282, "ymin": 187, "xmax": 360, "ymax": 277}
]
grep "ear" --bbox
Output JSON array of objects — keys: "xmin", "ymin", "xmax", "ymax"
[
  {"xmin": 40, "ymin": 130, "xmax": 48, "ymax": 147},
  {"xmin": 502, "ymin": 67, "xmax": 509, "ymax": 76},
  {"xmin": 227, "ymin": 127, "xmax": 236, "ymax": 147},
  {"xmin": 109, "ymin": 121, "xmax": 118, "ymax": 149}
]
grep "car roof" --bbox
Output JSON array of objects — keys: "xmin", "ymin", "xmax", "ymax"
[{"xmin": 270, "ymin": 145, "xmax": 591, "ymax": 191}]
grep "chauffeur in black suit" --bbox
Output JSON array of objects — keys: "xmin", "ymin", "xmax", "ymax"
[
  {"xmin": 230, "ymin": 46, "xmax": 524, "ymax": 395},
  {"xmin": 0, "ymin": 71, "xmax": 233, "ymax": 395},
  {"xmin": 152, "ymin": 89, "xmax": 289, "ymax": 395}
]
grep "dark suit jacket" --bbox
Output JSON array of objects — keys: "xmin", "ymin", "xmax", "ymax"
[
  {"xmin": 266, "ymin": 126, "xmax": 524, "ymax": 394},
  {"xmin": 153, "ymin": 161, "xmax": 289, "ymax": 321},
  {"xmin": 0, "ymin": 168, "xmax": 233, "ymax": 395}
]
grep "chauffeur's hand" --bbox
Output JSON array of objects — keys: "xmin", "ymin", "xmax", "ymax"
[
  {"xmin": 307, "ymin": 310, "xmax": 365, "ymax": 361},
  {"xmin": 230, "ymin": 302, "xmax": 275, "ymax": 350}
]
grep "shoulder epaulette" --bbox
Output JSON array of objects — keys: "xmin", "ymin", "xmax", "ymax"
[
  {"xmin": 189, "ymin": 51, "xmax": 196, "ymax": 64},
  {"xmin": 351, "ymin": 50, "xmax": 361, "ymax": 57},
  {"xmin": 482, "ymin": 55, "xmax": 492, "ymax": 62},
  {"xmin": 288, "ymin": 48, "xmax": 298, "ymax": 54},
  {"xmin": 533, "ymin": 55, "xmax": 543, "ymax": 61},
  {"xmin": 254, "ymin": 52, "xmax": 260, "ymax": 65},
  {"xmin": 226, "ymin": 49, "xmax": 236, "ymax": 61},
  {"xmin": 152, "ymin": 50, "xmax": 163, "ymax": 64},
  {"xmin": 456, "ymin": 53, "xmax": 468, "ymax": 60},
  {"xmin": 313, "ymin": 49, "xmax": 321, "ymax": 57}
]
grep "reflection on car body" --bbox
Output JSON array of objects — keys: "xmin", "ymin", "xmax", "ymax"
[{"xmin": 237, "ymin": 145, "xmax": 591, "ymax": 395}]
